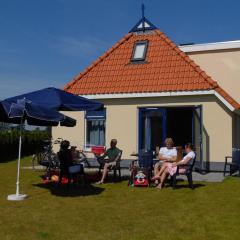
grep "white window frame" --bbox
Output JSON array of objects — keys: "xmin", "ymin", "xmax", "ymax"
[{"xmin": 131, "ymin": 41, "xmax": 148, "ymax": 62}]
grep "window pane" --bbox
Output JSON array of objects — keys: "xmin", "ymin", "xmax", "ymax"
[
  {"xmin": 87, "ymin": 120, "xmax": 105, "ymax": 146},
  {"xmin": 133, "ymin": 44, "xmax": 146, "ymax": 59}
]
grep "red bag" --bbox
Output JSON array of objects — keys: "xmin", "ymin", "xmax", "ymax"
[{"xmin": 133, "ymin": 171, "xmax": 149, "ymax": 187}]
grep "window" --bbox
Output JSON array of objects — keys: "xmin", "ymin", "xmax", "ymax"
[
  {"xmin": 86, "ymin": 109, "xmax": 106, "ymax": 146},
  {"xmin": 131, "ymin": 41, "xmax": 148, "ymax": 62}
]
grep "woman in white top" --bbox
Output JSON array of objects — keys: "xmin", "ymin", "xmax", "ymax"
[
  {"xmin": 156, "ymin": 143, "xmax": 195, "ymax": 189},
  {"xmin": 152, "ymin": 138, "xmax": 177, "ymax": 185}
]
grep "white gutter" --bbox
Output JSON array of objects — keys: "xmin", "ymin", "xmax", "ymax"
[
  {"xmin": 81, "ymin": 90, "xmax": 214, "ymax": 99},
  {"xmin": 80, "ymin": 90, "xmax": 235, "ymax": 112},
  {"xmin": 214, "ymin": 91, "xmax": 235, "ymax": 112},
  {"xmin": 179, "ymin": 40, "xmax": 240, "ymax": 53}
]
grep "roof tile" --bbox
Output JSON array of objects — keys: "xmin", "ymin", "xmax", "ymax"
[{"xmin": 64, "ymin": 29, "xmax": 240, "ymax": 109}]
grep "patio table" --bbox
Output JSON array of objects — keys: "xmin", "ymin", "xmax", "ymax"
[{"xmin": 130, "ymin": 153, "xmax": 161, "ymax": 163}]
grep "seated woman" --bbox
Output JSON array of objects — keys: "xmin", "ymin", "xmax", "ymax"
[
  {"xmin": 154, "ymin": 143, "xmax": 195, "ymax": 189},
  {"xmin": 152, "ymin": 138, "xmax": 177, "ymax": 186}
]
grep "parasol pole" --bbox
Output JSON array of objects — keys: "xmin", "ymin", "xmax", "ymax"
[
  {"xmin": 16, "ymin": 116, "xmax": 23, "ymax": 196},
  {"xmin": 7, "ymin": 115, "xmax": 27, "ymax": 201}
]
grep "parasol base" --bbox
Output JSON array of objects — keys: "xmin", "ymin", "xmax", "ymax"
[{"xmin": 7, "ymin": 194, "xmax": 27, "ymax": 201}]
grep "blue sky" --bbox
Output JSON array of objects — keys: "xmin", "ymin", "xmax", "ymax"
[{"xmin": 0, "ymin": 0, "xmax": 240, "ymax": 99}]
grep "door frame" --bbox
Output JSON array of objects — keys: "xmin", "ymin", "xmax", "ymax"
[
  {"xmin": 138, "ymin": 106, "xmax": 203, "ymax": 170},
  {"xmin": 192, "ymin": 105, "xmax": 203, "ymax": 172}
]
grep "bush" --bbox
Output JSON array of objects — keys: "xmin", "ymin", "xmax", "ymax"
[{"xmin": 0, "ymin": 129, "xmax": 50, "ymax": 162}]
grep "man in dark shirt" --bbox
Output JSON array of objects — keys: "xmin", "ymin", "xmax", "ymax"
[{"xmin": 96, "ymin": 139, "xmax": 121, "ymax": 184}]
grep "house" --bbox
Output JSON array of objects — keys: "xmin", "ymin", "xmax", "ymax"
[{"xmin": 53, "ymin": 16, "xmax": 240, "ymax": 172}]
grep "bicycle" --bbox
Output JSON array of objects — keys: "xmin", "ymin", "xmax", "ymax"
[{"xmin": 32, "ymin": 138, "xmax": 62, "ymax": 170}]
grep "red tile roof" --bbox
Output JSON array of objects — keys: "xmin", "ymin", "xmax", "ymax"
[{"xmin": 64, "ymin": 29, "xmax": 240, "ymax": 110}]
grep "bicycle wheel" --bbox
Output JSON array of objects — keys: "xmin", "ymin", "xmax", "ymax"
[{"xmin": 32, "ymin": 152, "xmax": 48, "ymax": 169}]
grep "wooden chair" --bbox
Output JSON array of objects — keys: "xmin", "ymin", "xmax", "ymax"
[{"xmin": 224, "ymin": 148, "xmax": 240, "ymax": 176}]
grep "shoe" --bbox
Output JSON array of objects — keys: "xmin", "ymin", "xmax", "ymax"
[{"xmin": 95, "ymin": 181, "xmax": 104, "ymax": 185}]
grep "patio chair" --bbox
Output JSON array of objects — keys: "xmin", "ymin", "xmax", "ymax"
[
  {"xmin": 171, "ymin": 156, "xmax": 196, "ymax": 189},
  {"xmin": 98, "ymin": 150, "xmax": 123, "ymax": 182},
  {"xmin": 130, "ymin": 149, "xmax": 154, "ymax": 186},
  {"xmin": 68, "ymin": 163, "xmax": 86, "ymax": 185},
  {"xmin": 224, "ymin": 148, "xmax": 240, "ymax": 176},
  {"xmin": 57, "ymin": 149, "xmax": 86, "ymax": 186}
]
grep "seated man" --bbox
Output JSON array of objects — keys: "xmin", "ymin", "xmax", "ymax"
[
  {"xmin": 152, "ymin": 138, "xmax": 177, "ymax": 186},
  {"xmin": 96, "ymin": 139, "xmax": 121, "ymax": 184},
  {"xmin": 154, "ymin": 143, "xmax": 195, "ymax": 189}
]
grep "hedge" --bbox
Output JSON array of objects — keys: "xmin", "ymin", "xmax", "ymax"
[{"xmin": 0, "ymin": 129, "xmax": 50, "ymax": 162}]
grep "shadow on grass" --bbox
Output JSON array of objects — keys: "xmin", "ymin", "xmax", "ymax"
[
  {"xmin": 33, "ymin": 183, "xmax": 105, "ymax": 197},
  {"xmin": 104, "ymin": 175, "xmax": 129, "ymax": 183},
  {"xmin": 170, "ymin": 183, "xmax": 205, "ymax": 190},
  {"xmin": 164, "ymin": 179, "xmax": 206, "ymax": 190}
]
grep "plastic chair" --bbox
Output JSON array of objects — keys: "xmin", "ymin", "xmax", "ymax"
[
  {"xmin": 224, "ymin": 148, "xmax": 240, "ymax": 176},
  {"xmin": 171, "ymin": 156, "xmax": 196, "ymax": 189},
  {"xmin": 98, "ymin": 150, "xmax": 123, "ymax": 182}
]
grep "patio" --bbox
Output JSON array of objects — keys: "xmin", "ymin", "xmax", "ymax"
[
  {"xmin": 1, "ymin": 156, "xmax": 240, "ymax": 240},
  {"xmin": 23, "ymin": 158, "xmax": 226, "ymax": 183}
]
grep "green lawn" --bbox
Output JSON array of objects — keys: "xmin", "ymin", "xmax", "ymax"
[{"xmin": 1, "ymin": 157, "xmax": 240, "ymax": 240}]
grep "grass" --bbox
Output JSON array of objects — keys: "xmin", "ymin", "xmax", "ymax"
[{"xmin": 1, "ymin": 157, "xmax": 240, "ymax": 240}]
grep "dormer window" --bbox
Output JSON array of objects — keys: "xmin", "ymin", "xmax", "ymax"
[{"xmin": 131, "ymin": 41, "xmax": 148, "ymax": 62}]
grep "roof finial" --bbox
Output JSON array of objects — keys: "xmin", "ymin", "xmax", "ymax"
[
  {"xmin": 141, "ymin": 3, "xmax": 145, "ymax": 31},
  {"xmin": 141, "ymin": 3, "xmax": 145, "ymax": 19},
  {"xmin": 129, "ymin": 3, "xmax": 157, "ymax": 33}
]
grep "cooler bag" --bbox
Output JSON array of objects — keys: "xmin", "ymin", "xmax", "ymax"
[{"xmin": 133, "ymin": 171, "xmax": 149, "ymax": 187}]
